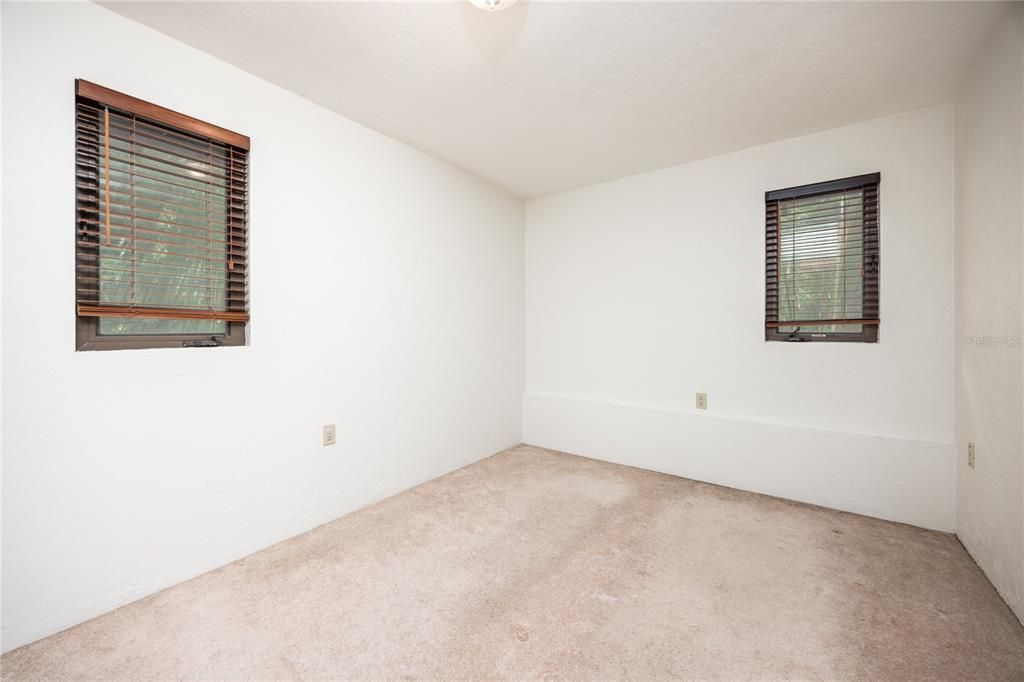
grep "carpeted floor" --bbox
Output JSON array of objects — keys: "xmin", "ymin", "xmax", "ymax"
[{"xmin": 3, "ymin": 444, "xmax": 1023, "ymax": 681}]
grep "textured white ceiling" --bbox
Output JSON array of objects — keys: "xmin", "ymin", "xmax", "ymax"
[{"xmin": 101, "ymin": 1, "xmax": 1006, "ymax": 197}]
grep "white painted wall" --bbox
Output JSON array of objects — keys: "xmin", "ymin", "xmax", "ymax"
[
  {"xmin": 1, "ymin": 2, "xmax": 523, "ymax": 652},
  {"xmin": 0, "ymin": 2, "xmax": 6, "ymax": 647},
  {"xmin": 525, "ymin": 106, "xmax": 957, "ymax": 531},
  {"xmin": 953, "ymin": 5, "xmax": 1024, "ymax": 623}
]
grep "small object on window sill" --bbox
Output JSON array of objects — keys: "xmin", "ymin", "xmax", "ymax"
[
  {"xmin": 182, "ymin": 337, "xmax": 224, "ymax": 348},
  {"xmin": 785, "ymin": 327, "xmax": 805, "ymax": 342}
]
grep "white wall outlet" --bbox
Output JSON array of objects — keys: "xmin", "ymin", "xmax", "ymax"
[
  {"xmin": 967, "ymin": 441, "xmax": 975, "ymax": 469},
  {"xmin": 323, "ymin": 424, "xmax": 337, "ymax": 447},
  {"xmin": 696, "ymin": 392, "xmax": 708, "ymax": 410}
]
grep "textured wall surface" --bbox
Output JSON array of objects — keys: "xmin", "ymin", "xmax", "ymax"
[{"xmin": 954, "ymin": 5, "xmax": 1024, "ymax": 624}]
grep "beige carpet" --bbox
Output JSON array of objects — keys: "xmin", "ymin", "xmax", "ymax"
[{"xmin": 3, "ymin": 445, "xmax": 1023, "ymax": 681}]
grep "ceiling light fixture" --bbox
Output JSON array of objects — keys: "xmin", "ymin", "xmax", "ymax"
[{"xmin": 469, "ymin": 0, "xmax": 518, "ymax": 12}]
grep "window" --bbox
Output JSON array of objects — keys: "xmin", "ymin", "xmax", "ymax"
[
  {"xmin": 764, "ymin": 173, "xmax": 879, "ymax": 343},
  {"xmin": 75, "ymin": 80, "xmax": 249, "ymax": 351}
]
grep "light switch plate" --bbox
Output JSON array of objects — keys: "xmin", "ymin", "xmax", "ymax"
[
  {"xmin": 323, "ymin": 424, "xmax": 337, "ymax": 447},
  {"xmin": 696, "ymin": 393, "xmax": 707, "ymax": 410}
]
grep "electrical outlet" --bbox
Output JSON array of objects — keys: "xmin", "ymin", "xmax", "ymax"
[
  {"xmin": 696, "ymin": 392, "xmax": 707, "ymax": 410},
  {"xmin": 967, "ymin": 441, "xmax": 975, "ymax": 469},
  {"xmin": 323, "ymin": 424, "xmax": 337, "ymax": 447}
]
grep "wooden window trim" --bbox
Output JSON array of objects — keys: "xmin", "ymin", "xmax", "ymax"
[
  {"xmin": 76, "ymin": 80, "xmax": 249, "ymax": 150},
  {"xmin": 764, "ymin": 173, "xmax": 880, "ymax": 344},
  {"xmin": 74, "ymin": 80, "xmax": 250, "ymax": 351}
]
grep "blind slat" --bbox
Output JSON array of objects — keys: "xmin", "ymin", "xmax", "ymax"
[
  {"xmin": 79, "ymin": 215, "xmax": 239, "ymax": 247},
  {"xmin": 76, "ymin": 283, "xmax": 248, "ymax": 305},
  {"xmin": 77, "ymin": 121, "xmax": 240, "ymax": 167},
  {"xmin": 83, "ymin": 194, "xmax": 245, "ymax": 229},
  {"xmin": 78, "ymin": 304, "xmax": 250, "ymax": 322},
  {"xmin": 83, "ymin": 116, "xmax": 242, "ymax": 160},
  {"xmin": 78, "ymin": 262, "xmax": 236, "ymax": 284},
  {"xmin": 766, "ymin": 319, "xmax": 879, "ymax": 328},
  {"xmin": 77, "ymin": 237, "xmax": 247, "ymax": 264},
  {"xmin": 102, "ymin": 146, "xmax": 235, "ymax": 185}
]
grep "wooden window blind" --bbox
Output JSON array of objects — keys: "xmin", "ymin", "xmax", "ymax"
[
  {"xmin": 765, "ymin": 173, "xmax": 879, "ymax": 343},
  {"xmin": 75, "ymin": 80, "xmax": 249, "ymax": 350}
]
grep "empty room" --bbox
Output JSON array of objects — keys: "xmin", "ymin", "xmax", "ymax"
[{"xmin": 1, "ymin": 0, "xmax": 1023, "ymax": 679}]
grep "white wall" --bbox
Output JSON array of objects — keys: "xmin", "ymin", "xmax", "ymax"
[
  {"xmin": 0, "ymin": 1, "xmax": 6, "ymax": 648},
  {"xmin": 525, "ymin": 106, "xmax": 956, "ymax": 531},
  {"xmin": 954, "ymin": 5, "xmax": 1024, "ymax": 623},
  {"xmin": 0, "ymin": 2, "xmax": 523, "ymax": 652}
]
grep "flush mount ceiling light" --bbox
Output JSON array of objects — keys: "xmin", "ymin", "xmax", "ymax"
[{"xmin": 469, "ymin": 0, "xmax": 518, "ymax": 11}]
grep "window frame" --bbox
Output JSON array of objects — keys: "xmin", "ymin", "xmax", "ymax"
[
  {"xmin": 76, "ymin": 317, "xmax": 246, "ymax": 352},
  {"xmin": 74, "ymin": 80, "xmax": 250, "ymax": 352},
  {"xmin": 764, "ymin": 173, "xmax": 880, "ymax": 344}
]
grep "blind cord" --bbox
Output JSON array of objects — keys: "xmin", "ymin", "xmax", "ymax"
[{"xmin": 103, "ymin": 106, "xmax": 111, "ymax": 247}]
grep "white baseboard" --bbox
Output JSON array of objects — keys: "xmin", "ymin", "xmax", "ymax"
[{"xmin": 522, "ymin": 393, "xmax": 956, "ymax": 531}]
